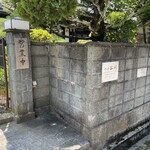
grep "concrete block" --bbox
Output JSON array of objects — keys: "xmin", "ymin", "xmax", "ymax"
[
  {"xmin": 135, "ymin": 87, "xmax": 145, "ymax": 98},
  {"xmin": 89, "ymin": 123, "xmax": 107, "ymax": 147},
  {"xmin": 111, "ymin": 46, "xmax": 126, "ymax": 59},
  {"xmin": 70, "ymin": 95, "xmax": 85, "ymax": 111},
  {"xmin": 144, "ymin": 94, "xmax": 150, "ymax": 103},
  {"xmin": 86, "ymin": 99, "xmax": 108, "ymax": 114},
  {"xmin": 146, "ymin": 85, "xmax": 150, "ymax": 94},
  {"xmin": 70, "ymin": 106, "xmax": 84, "ymax": 123},
  {"xmin": 118, "ymin": 71, "xmax": 124, "ymax": 83},
  {"xmin": 22, "ymin": 91, "xmax": 33, "ymax": 103},
  {"xmin": 123, "ymin": 100, "xmax": 134, "ymax": 112},
  {"xmin": 50, "ymin": 87, "xmax": 58, "ymax": 97},
  {"xmin": 58, "ymin": 91, "xmax": 70, "ymax": 104},
  {"xmin": 50, "ymin": 57, "xmax": 70, "ymax": 70},
  {"xmin": 50, "ymin": 77, "xmax": 58, "ymax": 88},
  {"xmin": 33, "ymin": 86, "xmax": 49, "ymax": 99},
  {"xmin": 125, "ymin": 80, "xmax": 136, "ymax": 92},
  {"xmin": 35, "ymin": 77, "xmax": 49, "ymax": 88},
  {"xmin": 56, "ymin": 68, "xmax": 70, "ymax": 80},
  {"xmin": 88, "ymin": 45, "xmax": 111, "ymax": 60},
  {"xmin": 124, "ymin": 90, "xmax": 135, "ymax": 102},
  {"xmin": 70, "ymin": 84, "xmax": 85, "ymax": 99},
  {"xmin": 125, "ymin": 59, "xmax": 134, "ymax": 70},
  {"xmin": 126, "ymin": 47, "xmax": 136, "ymax": 58},
  {"xmin": 110, "ymin": 83, "xmax": 123, "ymax": 96},
  {"xmin": 138, "ymin": 58, "xmax": 148, "ymax": 68},
  {"xmin": 133, "ymin": 106, "xmax": 143, "ymax": 122},
  {"xmin": 70, "ymin": 60, "xmax": 87, "ymax": 73},
  {"xmin": 109, "ymin": 94, "xmax": 123, "ymax": 108},
  {"xmin": 58, "ymin": 79, "xmax": 70, "ymax": 93},
  {"xmin": 56, "ymin": 45, "xmax": 69, "ymax": 58},
  {"xmin": 12, "ymin": 92, "xmax": 22, "ymax": 105},
  {"xmin": 32, "ymin": 67, "xmax": 49, "ymax": 79},
  {"xmin": 85, "ymin": 88, "xmax": 93, "ymax": 101},
  {"xmin": 92, "ymin": 61, "xmax": 102, "ymax": 74},
  {"xmin": 34, "ymin": 96, "xmax": 50, "ymax": 108},
  {"xmin": 85, "ymin": 111, "xmax": 109, "ymax": 128},
  {"xmin": 146, "ymin": 76, "xmax": 150, "ymax": 85},
  {"xmin": 15, "ymin": 81, "xmax": 27, "ymax": 92},
  {"xmin": 137, "ymin": 47, "xmax": 149, "ymax": 57},
  {"xmin": 93, "ymin": 86, "xmax": 109, "ymax": 101},
  {"xmin": 148, "ymin": 58, "xmax": 150, "ymax": 66},
  {"xmin": 50, "ymin": 67, "xmax": 57, "ymax": 78},
  {"xmin": 31, "ymin": 45, "xmax": 49, "ymax": 56},
  {"xmin": 21, "ymin": 69, "xmax": 32, "ymax": 81},
  {"xmin": 70, "ymin": 72, "xmax": 86, "ymax": 87},
  {"xmin": 32, "ymin": 56, "xmax": 49, "ymax": 67},
  {"xmin": 125, "ymin": 69, "xmax": 136, "ymax": 81},
  {"xmin": 10, "ymin": 70, "xmax": 21, "ymax": 81},
  {"xmin": 142, "ymin": 102, "xmax": 150, "ymax": 119},
  {"xmin": 119, "ymin": 60, "xmax": 125, "ymax": 71},
  {"xmin": 49, "ymin": 45, "xmax": 58, "ymax": 57},
  {"xmin": 70, "ymin": 45, "xmax": 87, "ymax": 60},
  {"xmin": 86, "ymin": 75, "xmax": 101, "ymax": 88},
  {"xmin": 134, "ymin": 96, "xmax": 144, "ymax": 107},
  {"xmin": 109, "ymin": 105, "xmax": 122, "ymax": 119},
  {"xmin": 147, "ymin": 67, "xmax": 150, "ymax": 76},
  {"xmin": 136, "ymin": 77, "xmax": 146, "ymax": 88}
]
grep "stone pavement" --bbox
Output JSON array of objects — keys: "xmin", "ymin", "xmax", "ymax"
[
  {"xmin": 129, "ymin": 133, "xmax": 150, "ymax": 150},
  {"xmin": 0, "ymin": 113, "xmax": 90, "ymax": 150},
  {"xmin": 0, "ymin": 107, "xmax": 13, "ymax": 125}
]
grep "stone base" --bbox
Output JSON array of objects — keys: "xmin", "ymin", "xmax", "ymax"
[
  {"xmin": 14, "ymin": 112, "xmax": 35, "ymax": 123},
  {"xmin": 35, "ymin": 105, "xmax": 50, "ymax": 116},
  {"xmin": 0, "ymin": 112, "xmax": 13, "ymax": 125}
]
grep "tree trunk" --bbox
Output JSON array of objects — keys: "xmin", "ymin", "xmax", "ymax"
[
  {"xmin": 143, "ymin": 25, "xmax": 147, "ymax": 43},
  {"xmin": 91, "ymin": 21, "xmax": 105, "ymax": 41}
]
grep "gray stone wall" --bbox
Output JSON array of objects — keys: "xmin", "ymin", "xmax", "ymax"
[
  {"xmin": 6, "ymin": 30, "xmax": 35, "ymax": 123},
  {"xmin": 49, "ymin": 44, "xmax": 87, "ymax": 130},
  {"xmin": 31, "ymin": 42, "xmax": 50, "ymax": 115},
  {"xmin": 30, "ymin": 42, "xmax": 150, "ymax": 149}
]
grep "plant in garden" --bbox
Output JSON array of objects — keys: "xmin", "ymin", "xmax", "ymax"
[
  {"xmin": 30, "ymin": 29, "xmax": 66, "ymax": 42},
  {"xmin": 2, "ymin": 0, "xmax": 150, "ymax": 42}
]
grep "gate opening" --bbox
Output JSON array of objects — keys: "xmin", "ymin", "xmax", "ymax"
[{"xmin": 0, "ymin": 38, "xmax": 10, "ymax": 112}]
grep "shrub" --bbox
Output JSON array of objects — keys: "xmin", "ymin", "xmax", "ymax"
[{"xmin": 30, "ymin": 29, "xmax": 66, "ymax": 42}]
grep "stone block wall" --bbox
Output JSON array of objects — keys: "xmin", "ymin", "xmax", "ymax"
[
  {"xmin": 48, "ymin": 43, "xmax": 150, "ymax": 149},
  {"xmin": 49, "ymin": 44, "xmax": 87, "ymax": 130},
  {"xmin": 31, "ymin": 42, "xmax": 50, "ymax": 115},
  {"xmin": 30, "ymin": 42, "xmax": 150, "ymax": 149}
]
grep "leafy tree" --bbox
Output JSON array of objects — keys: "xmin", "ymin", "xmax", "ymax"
[{"xmin": 3, "ymin": 0, "xmax": 150, "ymax": 42}]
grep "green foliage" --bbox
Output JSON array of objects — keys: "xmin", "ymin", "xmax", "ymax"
[
  {"xmin": 0, "ymin": 18, "xmax": 6, "ymax": 38},
  {"xmin": 105, "ymin": 20, "xmax": 138, "ymax": 43},
  {"xmin": 14, "ymin": 0, "xmax": 77, "ymax": 28},
  {"xmin": 4, "ymin": 0, "xmax": 149, "ymax": 42},
  {"xmin": 105, "ymin": 12, "xmax": 138, "ymax": 43},
  {"xmin": 0, "ymin": 68, "xmax": 5, "ymax": 85},
  {"xmin": 30, "ymin": 29, "xmax": 54, "ymax": 42},
  {"xmin": 139, "ymin": 1, "xmax": 150, "ymax": 25},
  {"xmin": 108, "ymin": 12, "xmax": 127, "ymax": 28},
  {"xmin": 77, "ymin": 39, "xmax": 92, "ymax": 43},
  {"xmin": 30, "ymin": 29, "xmax": 66, "ymax": 42}
]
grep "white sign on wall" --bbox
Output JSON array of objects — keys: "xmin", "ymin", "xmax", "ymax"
[
  {"xmin": 102, "ymin": 61, "xmax": 119, "ymax": 83},
  {"xmin": 137, "ymin": 68, "xmax": 147, "ymax": 78},
  {"xmin": 15, "ymin": 38, "xmax": 29, "ymax": 69}
]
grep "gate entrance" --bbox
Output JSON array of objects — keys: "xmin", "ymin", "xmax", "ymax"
[{"xmin": 0, "ymin": 38, "xmax": 9, "ymax": 112}]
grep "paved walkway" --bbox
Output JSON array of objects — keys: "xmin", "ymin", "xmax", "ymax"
[
  {"xmin": 129, "ymin": 133, "xmax": 150, "ymax": 150},
  {"xmin": 0, "ymin": 113, "xmax": 90, "ymax": 150}
]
